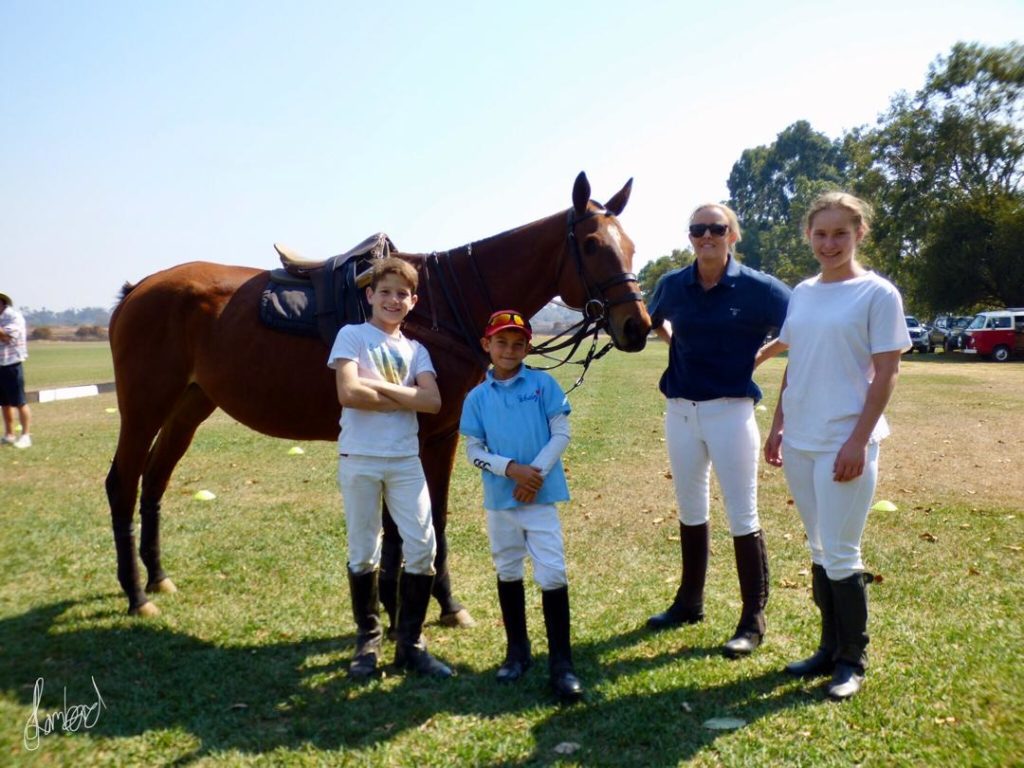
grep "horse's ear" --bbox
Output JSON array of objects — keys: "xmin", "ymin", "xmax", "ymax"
[
  {"xmin": 605, "ymin": 178, "xmax": 633, "ymax": 216},
  {"xmin": 572, "ymin": 172, "xmax": 591, "ymax": 216}
]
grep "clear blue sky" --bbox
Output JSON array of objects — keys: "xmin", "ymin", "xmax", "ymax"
[{"xmin": 2, "ymin": 1, "xmax": 1021, "ymax": 310}]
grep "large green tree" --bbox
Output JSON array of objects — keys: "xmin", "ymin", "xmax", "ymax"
[
  {"xmin": 852, "ymin": 42, "xmax": 1024, "ymax": 310},
  {"xmin": 917, "ymin": 193, "xmax": 1024, "ymax": 309},
  {"xmin": 638, "ymin": 248, "xmax": 693, "ymax": 298},
  {"xmin": 727, "ymin": 120, "xmax": 848, "ymax": 277}
]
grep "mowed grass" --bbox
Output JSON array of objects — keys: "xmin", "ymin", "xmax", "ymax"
[
  {"xmin": 1, "ymin": 342, "xmax": 1022, "ymax": 766},
  {"xmin": 22, "ymin": 341, "xmax": 115, "ymax": 389}
]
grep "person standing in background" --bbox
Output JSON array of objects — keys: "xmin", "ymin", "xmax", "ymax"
[{"xmin": 0, "ymin": 292, "xmax": 32, "ymax": 449}]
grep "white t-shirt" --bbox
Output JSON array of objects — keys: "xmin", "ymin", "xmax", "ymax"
[
  {"xmin": 778, "ymin": 271, "xmax": 911, "ymax": 452},
  {"xmin": 327, "ymin": 322, "xmax": 436, "ymax": 457}
]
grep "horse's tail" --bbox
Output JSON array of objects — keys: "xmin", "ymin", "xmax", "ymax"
[
  {"xmin": 108, "ymin": 281, "xmax": 137, "ymax": 338},
  {"xmin": 118, "ymin": 281, "xmax": 136, "ymax": 302}
]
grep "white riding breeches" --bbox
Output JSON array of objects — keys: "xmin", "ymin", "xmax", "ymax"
[
  {"xmin": 781, "ymin": 442, "xmax": 879, "ymax": 580},
  {"xmin": 665, "ymin": 397, "xmax": 761, "ymax": 536},
  {"xmin": 338, "ymin": 454, "xmax": 437, "ymax": 575},
  {"xmin": 486, "ymin": 503, "xmax": 567, "ymax": 591}
]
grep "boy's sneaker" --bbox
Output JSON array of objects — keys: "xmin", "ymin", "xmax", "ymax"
[
  {"xmin": 0, "ymin": 435, "xmax": 14, "ymax": 446},
  {"xmin": 13, "ymin": 434, "xmax": 31, "ymax": 449}
]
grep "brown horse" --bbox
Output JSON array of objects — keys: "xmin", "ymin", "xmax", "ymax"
[{"xmin": 105, "ymin": 172, "xmax": 651, "ymax": 617}]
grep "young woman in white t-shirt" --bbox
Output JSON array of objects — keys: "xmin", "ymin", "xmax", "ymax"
[{"xmin": 763, "ymin": 192, "xmax": 911, "ymax": 700}]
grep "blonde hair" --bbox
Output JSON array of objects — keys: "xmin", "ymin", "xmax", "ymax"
[
  {"xmin": 804, "ymin": 192, "xmax": 873, "ymax": 236},
  {"xmin": 690, "ymin": 203, "xmax": 742, "ymax": 254},
  {"xmin": 371, "ymin": 257, "xmax": 419, "ymax": 292}
]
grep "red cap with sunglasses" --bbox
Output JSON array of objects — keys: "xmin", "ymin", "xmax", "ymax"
[{"xmin": 483, "ymin": 309, "xmax": 532, "ymax": 340}]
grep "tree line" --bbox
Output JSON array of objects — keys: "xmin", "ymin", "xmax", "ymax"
[
  {"xmin": 23, "ymin": 307, "xmax": 112, "ymax": 327},
  {"xmin": 639, "ymin": 42, "xmax": 1024, "ymax": 317}
]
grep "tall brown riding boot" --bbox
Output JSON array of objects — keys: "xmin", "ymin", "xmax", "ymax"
[
  {"xmin": 647, "ymin": 522, "xmax": 708, "ymax": 630},
  {"xmin": 723, "ymin": 530, "xmax": 769, "ymax": 658}
]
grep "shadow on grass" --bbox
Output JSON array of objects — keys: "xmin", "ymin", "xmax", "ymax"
[{"xmin": 2, "ymin": 599, "xmax": 818, "ymax": 764}]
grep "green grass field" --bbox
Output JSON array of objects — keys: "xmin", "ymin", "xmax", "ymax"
[
  {"xmin": 1, "ymin": 342, "xmax": 1022, "ymax": 766},
  {"xmin": 22, "ymin": 341, "xmax": 115, "ymax": 389}
]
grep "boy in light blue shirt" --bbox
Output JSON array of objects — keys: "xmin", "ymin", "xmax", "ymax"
[{"xmin": 459, "ymin": 309, "xmax": 583, "ymax": 704}]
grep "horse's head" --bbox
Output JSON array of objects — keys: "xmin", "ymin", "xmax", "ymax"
[{"xmin": 557, "ymin": 172, "xmax": 651, "ymax": 352}]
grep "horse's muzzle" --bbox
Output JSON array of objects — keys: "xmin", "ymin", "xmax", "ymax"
[{"xmin": 611, "ymin": 314, "xmax": 650, "ymax": 352}]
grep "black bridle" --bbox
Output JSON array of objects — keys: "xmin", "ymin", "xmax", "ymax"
[
  {"xmin": 527, "ymin": 207, "xmax": 642, "ymax": 392},
  {"xmin": 410, "ymin": 204, "xmax": 642, "ymax": 392}
]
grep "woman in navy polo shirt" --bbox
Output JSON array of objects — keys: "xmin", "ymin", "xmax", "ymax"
[{"xmin": 646, "ymin": 203, "xmax": 791, "ymax": 658}]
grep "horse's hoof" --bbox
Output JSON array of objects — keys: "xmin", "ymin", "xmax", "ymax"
[
  {"xmin": 132, "ymin": 601, "xmax": 161, "ymax": 618},
  {"xmin": 146, "ymin": 578, "xmax": 178, "ymax": 595},
  {"xmin": 438, "ymin": 608, "xmax": 476, "ymax": 629}
]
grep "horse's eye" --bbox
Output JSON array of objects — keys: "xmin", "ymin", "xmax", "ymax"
[{"xmin": 583, "ymin": 239, "xmax": 598, "ymax": 255}]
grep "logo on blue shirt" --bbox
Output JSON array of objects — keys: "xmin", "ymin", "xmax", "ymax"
[{"xmin": 517, "ymin": 388, "xmax": 541, "ymax": 403}]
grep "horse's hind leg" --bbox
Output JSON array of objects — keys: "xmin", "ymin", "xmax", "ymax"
[
  {"xmin": 107, "ymin": 454, "xmax": 153, "ymax": 616},
  {"xmin": 139, "ymin": 384, "xmax": 216, "ymax": 595},
  {"xmin": 107, "ymin": 406, "xmax": 168, "ymax": 616}
]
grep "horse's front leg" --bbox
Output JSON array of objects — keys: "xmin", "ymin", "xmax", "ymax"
[
  {"xmin": 381, "ymin": 430, "xmax": 473, "ymax": 626},
  {"xmin": 420, "ymin": 430, "xmax": 474, "ymax": 626}
]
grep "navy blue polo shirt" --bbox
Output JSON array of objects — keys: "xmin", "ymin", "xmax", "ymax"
[{"xmin": 648, "ymin": 256, "xmax": 791, "ymax": 403}]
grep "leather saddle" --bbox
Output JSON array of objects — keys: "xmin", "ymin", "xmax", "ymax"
[{"xmin": 259, "ymin": 232, "xmax": 396, "ymax": 345}]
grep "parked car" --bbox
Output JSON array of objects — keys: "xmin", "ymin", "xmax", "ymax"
[
  {"xmin": 928, "ymin": 315, "xmax": 973, "ymax": 352},
  {"xmin": 964, "ymin": 309, "xmax": 1024, "ymax": 362},
  {"xmin": 905, "ymin": 315, "xmax": 931, "ymax": 353}
]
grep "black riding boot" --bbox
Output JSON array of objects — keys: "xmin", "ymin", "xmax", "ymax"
[
  {"xmin": 542, "ymin": 586, "xmax": 584, "ymax": 703},
  {"xmin": 393, "ymin": 572, "xmax": 454, "ymax": 678},
  {"xmin": 786, "ymin": 563, "xmax": 837, "ymax": 677},
  {"xmin": 723, "ymin": 530, "xmax": 769, "ymax": 658},
  {"xmin": 648, "ymin": 522, "xmax": 708, "ymax": 629},
  {"xmin": 496, "ymin": 578, "xmax": 532, "ymax": 682},
  {"xmin": 827, "ymin": 573, "xmax": 869, "ymax": 700},
  {"xmin": 347, "ymin": 568, "xmax": 383, "ymax": 679}
]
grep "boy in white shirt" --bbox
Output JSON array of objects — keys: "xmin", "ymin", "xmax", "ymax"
[{"xmin": 328, "ymin": 258, "xmax": 452, "ymax": 679}]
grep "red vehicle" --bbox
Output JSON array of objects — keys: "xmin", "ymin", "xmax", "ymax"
[{"xmin": 963, "ymin": 309, "xmax": 1024, "ymax": 362}]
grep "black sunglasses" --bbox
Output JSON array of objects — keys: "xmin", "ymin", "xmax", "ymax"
[{"xmin": 689, "ymin": 223, "xmax": 729, "ymax": 238}]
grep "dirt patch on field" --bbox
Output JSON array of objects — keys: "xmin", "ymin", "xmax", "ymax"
[
  {"xmin": 569, "ymin": 354, "xmax": 1024, "ymax": 543},
  {"xmin": 873, "ymin": 357, "xmax": 1023, "ymax": 510}
]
